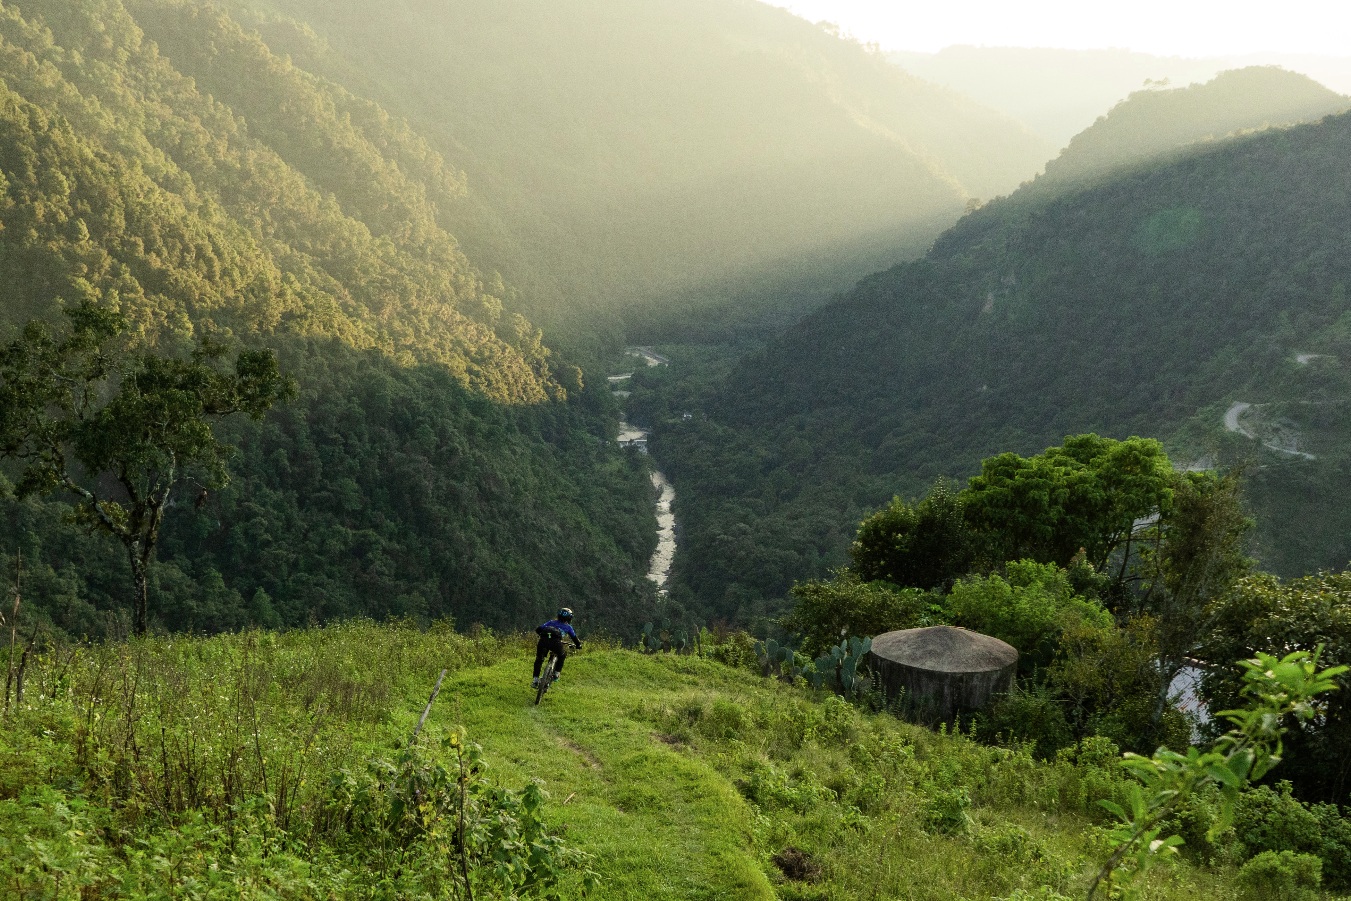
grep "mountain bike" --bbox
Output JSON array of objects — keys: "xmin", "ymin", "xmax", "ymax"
[{"xmin": 535, "ymin": 651, "xmax": 560, "ymax": 705}]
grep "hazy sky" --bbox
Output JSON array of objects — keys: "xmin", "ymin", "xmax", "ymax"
[{"xmin": 773, "ymin": 1, "xmax": 1351, "ymax": 58}]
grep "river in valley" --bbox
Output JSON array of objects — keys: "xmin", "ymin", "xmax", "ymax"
[
  {"xmin": 614, "ymin": 348, "xmax": 676, "ymax": 594},
  {"xmin": 617, "ymin": 419, "xmax": 675, "ymax": 595}
]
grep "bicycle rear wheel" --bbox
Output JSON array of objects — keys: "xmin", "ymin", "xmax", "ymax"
[{"xmin": 535, "ymin": 656, "xmax": 556, "ymax": 705}]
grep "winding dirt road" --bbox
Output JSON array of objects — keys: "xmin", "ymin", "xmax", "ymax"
[{"xmin": 1223, "ymin": 401, "xmax": 1315, "ymax": 460}]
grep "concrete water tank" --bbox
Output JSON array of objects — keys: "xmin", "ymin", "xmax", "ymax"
[{"xmin": 868, "ymin": 626, "xmax": 1018, "ymax": 723}]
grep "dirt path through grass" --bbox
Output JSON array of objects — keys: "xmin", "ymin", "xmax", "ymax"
[{"xmin": 437, "ymin": 651, "xmax": 775, "ymax": 900}]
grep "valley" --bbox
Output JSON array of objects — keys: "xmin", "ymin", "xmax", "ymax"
[{"xmin": 3, "ymin": 1, "xmax": 1351, "ymax": 898}]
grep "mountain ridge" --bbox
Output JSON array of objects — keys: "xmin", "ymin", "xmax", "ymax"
[{"xmin": 204, "ymin": 0, "xmax": 1055, "ymax": 340}]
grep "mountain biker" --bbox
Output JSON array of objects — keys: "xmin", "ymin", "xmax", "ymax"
[{"xmin": 533, "ymin": 607, "xmax": 582, "ymax": 688}]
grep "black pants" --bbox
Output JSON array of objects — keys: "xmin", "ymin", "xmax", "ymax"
[{"xmin": 534, "ymin": 636, "xmax": 567, "ymax": 678}]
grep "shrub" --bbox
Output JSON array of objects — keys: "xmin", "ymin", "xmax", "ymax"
[
  {"xmin": 783, "ymin": 573, "xmax": 930, "ymax": 658},
  {"xmin": 1159, "ymin": 785, "xmax": 1228, "ymax": 864},
  {"xmin": 1233, "ymin": 782, "xmax": 1321, "ymax": 859},
  {"xmin": 978, "ymin": 681, "xmax": 1074, "ymax": 760},
  {"xmin": 707, "ymin": 630, "xmax": 758, "ymax": 671},
  {"xmin": 946, "ymin": 560, "xmax": 1111, "ymax": 658},
  {"xmin": 922, "ymin": 787, "xmax": 972, "ymax": 835},
  {"xmin": 740, "ymin": 761, "xmax": 830, "ymax": 813},
  {"xmin": 1311, "ymin": 802, "xmax": 1351, "ymax": 890},
  {"xmin": 1235, "ymin": 850, "xmax": 1321, "ymax": 901},
  {"xmin": 700, "ymin": 697, "xmax": 746, "ymax": 741},
  {"xmin": 1049, "ymin": 616, "xmax": 1174, "ymax": 753},
  {"xmin": 812, "ymin": 695, "xmax": 858, "ymax": 746},
  {"xmin": 1231, "ymin": 780, "xmax": 1351, "ymax": 890}
]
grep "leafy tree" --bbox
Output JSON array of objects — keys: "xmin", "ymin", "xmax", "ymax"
[
  {"xmin": 1128, "ymin": 469, "xmax": 1253, "ymax": 740},
  {"xmin": 782, "ymin": 572, "xmax": 931, "ymax": 658},
  {"xmin": 945, "ymin": 559, "xmax": 1111, "ymax": 662},
  {"xmin": 1202, "ymin": 568, "xmax": 1351, "ymax": 806},
  {"xmin": 0, "ymin": 303, "xmax": 294, "ymax": 633},
  {"xmin": 962, "ymin": 434, "xmax": 1175, "ymax": 575},
  {"xmin": 851, "ymin": 477, "xmax": 979, "ymax": 589}
]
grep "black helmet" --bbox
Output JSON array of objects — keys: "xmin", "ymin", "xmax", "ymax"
[{"xmin": 557, "ymin": 607, "xmax": 574, "ymax": 621}]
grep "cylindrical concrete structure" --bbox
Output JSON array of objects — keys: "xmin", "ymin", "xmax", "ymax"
[{"xmin": 868, "ymin": 626, "xmax": 1018, "ymax": 723}]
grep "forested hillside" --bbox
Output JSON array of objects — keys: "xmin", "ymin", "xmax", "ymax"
[
  {"xmin": 0, "ymin": 0, "xmax": 559, "ymax": 399},
  {"xmin": 640, "ymin": 105, "xmax": 1351, "ymax": 623},
  {"xmin": 0, "ymin": 0, "xmax": 660, "ymax": 636},
  {"xmin": 196, "ymin": 0, "xmax": 1053, "ymax": 341}
]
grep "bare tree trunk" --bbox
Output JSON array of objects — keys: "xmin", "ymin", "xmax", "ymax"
[
  {"xmin": 4, "ymin": 550, "xmax": 19, "ymax": 716},
  {"xmin": 128, "ymin": 541, "xmax": 149, "ymax": 636}
]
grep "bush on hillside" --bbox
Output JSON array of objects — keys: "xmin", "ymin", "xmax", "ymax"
[
  {"xmin": 1048, "ymin": 616, "xmax": 1190, "ymax": 754},
  {"xmin": 922, "ymin": 787, "xmax": 973, "ymax": 835},
  {"xmin": 851, "ymin": 478, "xmax": 981, "ymax": 590},
  {"xmin": 977, "ymin": 682, "xmax": 1074, "ymax": 760},
  {"xmin": 1235, "ymin": 851, "xmax": 1321, "ymax": 901},
  {"xmin": 706, "ymin": 630, "xmax": 758, "ymax": 671},
  {"xmin": 782, "ymin": 573, "xmax": 933, "ymax": 658},
  {"xmin": 1226, "ymin": 780, "xmax": 1351, "ymax": 889},
  {"xmin": 945, "ymin": 560, "xmax": 1111, "ymax": 662},
  {"xmin": 1234, "ymin": 782, "xmax": 1321, "ymax": 860}
]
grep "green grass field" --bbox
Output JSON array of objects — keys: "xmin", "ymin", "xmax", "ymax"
[{"xmin": 0, "ymin": 623, "xmax": 1274, "ymax": 899}]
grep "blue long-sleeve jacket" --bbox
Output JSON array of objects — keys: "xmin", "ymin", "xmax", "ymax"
[{"xmin": 537, "ymin": 620, "xmax": 581, "ymax": 647}]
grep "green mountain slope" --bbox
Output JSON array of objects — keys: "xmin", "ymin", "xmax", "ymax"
[
  {"xmin": 192, "ymin": 0, "xmax": 1053, "ymax": 340},
  {"xmin": 0, "ymin": 0, "xmax": 659, "ymax": 635},
  {"xmin": 0, "ymin": 624, "xmax": 1261, "ymax": 899},
  {"xmin": 643, "ymin": 107, "xmax": 1351, "ymax": 620}
]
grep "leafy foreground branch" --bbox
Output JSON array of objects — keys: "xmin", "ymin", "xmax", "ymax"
[{"xmin": 1089, "ymin": 648, "xmax": 1347, "ymax": 899}]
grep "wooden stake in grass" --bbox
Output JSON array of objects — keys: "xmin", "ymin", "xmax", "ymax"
[
  {"xmin": 4, "ymin": 549, "xmax": 20, "ymax": 717},
  {"xmin": 409, "ymin": 669, "xmax": 447, "ymax": 747}
]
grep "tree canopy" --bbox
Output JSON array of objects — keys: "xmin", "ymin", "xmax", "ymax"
[
  {"xmin": 0, "ymin": 302, "xmax": 293, "ymax": 632},
  {"xmin": 851, "ymin": 478, "xmax": 978, "ymax": 590},
  {"xmin": 963, "ymin": 435, "xmax": 1174, "ymax": 572}
]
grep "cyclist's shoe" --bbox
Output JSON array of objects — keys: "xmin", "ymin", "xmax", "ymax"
[{"xmin": 531, "ymin": 677, "xmax": 539, "ymax": 688}]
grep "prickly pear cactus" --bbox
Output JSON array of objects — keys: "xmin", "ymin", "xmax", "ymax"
[{"xmin": 840, "ymin": 655, "xmax": 858, "ymax": 691}]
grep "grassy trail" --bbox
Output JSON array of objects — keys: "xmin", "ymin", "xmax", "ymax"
[{"xmin": 436, "ymin": 652, "xmax": 775, "ymax": 900}]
